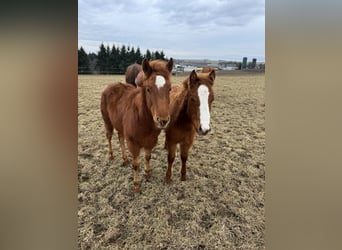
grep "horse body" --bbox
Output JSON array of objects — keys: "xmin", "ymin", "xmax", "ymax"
[
  {"xmin": 125, "ymin": 63, "xmax": 142, "ymax": 87},
  {"xmin": 202, "ymin": 66, "xmax": 215, "ymax": 73},
  {"xmin": 101, "ymin": 58, "xmax": 173, "ymax": 193},
  {"xmin": 125, "ymin": 63, "xmax": 144, "ymax": 87},
  {"xmin": 165, "ymin": 69, "xmax": 215, "ymax": 183}
]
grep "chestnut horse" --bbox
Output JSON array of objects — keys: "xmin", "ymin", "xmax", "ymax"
[
  {"xmin": 125, "ymin": 63, "xmax": 143, "ymax": 87},
  {"xmin": 202, "ymin": 66, "xmax": 215, "ymax": 73},
  {"xmin": 101, "ymin": 58, "xmax": 173, "ymax": 193},
  {"xmin": 164, "ymin": 69, "xmax": 215, "ymax": 183}
]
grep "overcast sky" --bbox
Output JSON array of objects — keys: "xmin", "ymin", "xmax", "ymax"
[{"xmin": 78, "ymin": 0, "xmax": 265, "ymax": 61}]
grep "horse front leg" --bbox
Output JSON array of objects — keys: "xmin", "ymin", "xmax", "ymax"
[
  {"xmin": 132, "ymin": 154, "xmax": 141, "ymax": 193},
  {"xmin": 127, "ymin": 141, "xmax": 141, "ymax": 193},
  {"xmin": 144, "ymin": 148, "xmax": 152, "ymax": 180},
  {"xmin": 180, "ymin": 143, "xmax": 191, "ymax": 181},
  {"xmin": 165, "ymin": 143, "xmax": 177, "ymax": 184}
]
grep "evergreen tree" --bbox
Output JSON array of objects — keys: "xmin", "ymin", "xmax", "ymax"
[
  {"xmin": 96, "ymin": 43, "xmax": 108, "ymax": 73},
  {"xmin": 89, "ymin": 43, "xmax": 168, "ymax": 74},
  {"xmin": 110, "ymin": 45, "xmax": 119, "ymax": 73},
  {"xmin": 106, "ymin": 45, "xmax": 111, "ymax": 72},
  {"xmin": 154, "ymin": 51, "xmax": 161, "ymax": 60},
  {"xmin": 129, "ymin": 46, "xmax": 136, "ymax": 63},
  {"xmin": 145, "ymin": 49, "xmax": 152, "ymax": 60},
  {"xmin": 88, "ymin": 52, "xmax": 97, "ymax": 61},
  {"xmin": 136, "ymin": 47, "xmax": 143, "ymax": 64},
  {"xmin": 88, "ymin": 52, "xmax": 97, "ymax": 73},
  {"xmin": 160, "ymin": 51, "xmax": 166, "ymax": 60},
  {"xmin": 78, "ymin": 47, "xmax": 90, "ymax": 74},
  {"xmin": 119, "ymin": 45, "xmax": 127, "ymax": 72}
]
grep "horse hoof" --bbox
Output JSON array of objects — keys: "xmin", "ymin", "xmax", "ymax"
[
  {"xmin": 165, "ymin": 178, "xmax": 172, "ymax": 184},
  {"xmin": 180, "ymin": 176, "xmax": 186, "ymax": 181},
  {"xmin": 121, "ymin": 160, "xmax": 129, "ymax": 167},
  {"xmin": 133, "ymin": 186, "xmax": 140, "ymax": 193},
  {"xmin": 144, "ymin": 171, "xmax": 151, "ymax": 180},
  {"xmin": 108, "ymin": 155, "xmax": 114, "ymax": 160}
]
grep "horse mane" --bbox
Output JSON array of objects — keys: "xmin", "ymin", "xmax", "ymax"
[
  {"xmin": 118, "ymin": 83, "xmax": 147, "ymax": 119},
  {"xmin": 169, "ymin": 71, "xmax": 215, "ymax": 126},
  {"xmin": 142, "ymin": 60, "xmax": 172, "ymax": 82},
  {"xmin": 168, "ymin": 78, "xmax": 189, "ymax": 125},
  {"xmin": 149, "ymin": 60, "xmax": 171, "ymax": 74},
  {"xmin": 195, "ymin": 72, "xmax": 215, "ymax": 86}
]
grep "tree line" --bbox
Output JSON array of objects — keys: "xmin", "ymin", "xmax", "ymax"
[{"xmin": 78, "ymin": 43, "xmax": 167, "ymax": 74}]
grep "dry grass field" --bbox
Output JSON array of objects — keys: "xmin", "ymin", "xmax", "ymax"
[{"xmin": 78, "ymin": 71, "xmax": 265, "ymax": 249}]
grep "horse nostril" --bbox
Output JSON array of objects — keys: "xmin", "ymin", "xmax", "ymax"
[
  {"xmin": 161, "ymin": 120, "xmax": 167, "ymax": 126},
  {"xmin": 199, "ymin": 126, "xmax": 210, "ymax": 135},
  {"xmin": 156, "ymin": 116, "xmax": 168, "ymax": 127}
]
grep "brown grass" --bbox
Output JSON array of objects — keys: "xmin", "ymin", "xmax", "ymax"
[{"xmin": 78, "ymin": 72, "xmax": 265, "ymax": 249}]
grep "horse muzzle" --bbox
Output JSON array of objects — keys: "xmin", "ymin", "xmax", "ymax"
[
  {"xmin": 198, "ymin": 125, "xmax": 211, "ymax": 135},
  {"xmin": 156, "ymin": 115, "xmax": 170, "ymax": 129}
]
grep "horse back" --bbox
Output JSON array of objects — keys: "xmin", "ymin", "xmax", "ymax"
[
  {"xmin": 101, "ymin": 82, "xmax": 137, "ymax": 132},
  {"xmin": 168, "ymin": 85, "xmax": 187, "ymax": 126},
  {"xmin": 166, "ymin": 83, "xmax": 196, "ymax": 146},
  {"xmin": 125, "ymin": 63, "xmax": 142, "ymax": 86}
]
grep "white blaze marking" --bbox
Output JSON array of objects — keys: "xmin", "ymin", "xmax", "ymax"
[
  {"xmin": 198, "ymin": 85, "xmax": 210, "ymax": 131},
  {"xmin": 155, "ymin": 75, "xmax": 166, "ymax": 88}
]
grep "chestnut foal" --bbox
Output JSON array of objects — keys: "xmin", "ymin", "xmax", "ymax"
[
  {"xmin": 101, "ymin": 58, "xmax": 173, "ymax": 192},
  {"xmin": 164, "ymin": 69, "xmax": 215, "ymax": 183}
]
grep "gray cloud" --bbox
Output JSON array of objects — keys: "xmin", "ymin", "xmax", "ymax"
[
  {"xmin": 151, "ymin": 0, "xmax": 264, "ymax": 27},
  {"xmin": 78, "ymin": 0, "xmax": 265, "ymax": 61}
]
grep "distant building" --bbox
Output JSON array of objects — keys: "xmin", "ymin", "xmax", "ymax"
[
  {"xmin": 242, "ymin": 57, "xmax": 248, "ymax": 70},
  {"xmin": 172, "ymin": 64, "xmax": 184, "ymax": 75}
]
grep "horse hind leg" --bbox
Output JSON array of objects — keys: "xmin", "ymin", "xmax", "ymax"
[
  {"xmin": 118, "ymin": 132, "xmax": 129, "ymax": 166},
  {"xmin": 101, "ymin": 98, "xmax": 114, "ymax": 160},
  {"xmin": 104, "ymin": 124, "xmax": 114, "ymax": 160}
]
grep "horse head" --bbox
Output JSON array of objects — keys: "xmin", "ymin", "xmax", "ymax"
[
  {"xmin": 141, "ymin": 58, "xmax": 173, "ymax": 129},
  {"xmin": 185, "ymin": 69, "xmax": 215, "ymax": 135}
]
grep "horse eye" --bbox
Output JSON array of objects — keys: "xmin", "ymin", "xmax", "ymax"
[
  {"xmin": 146, "ymin": 87, "xmax": 150, "ymax": 93},
  {"xmin": 169, "ymin": 88, "xmax": 172, "ymax": 92}
]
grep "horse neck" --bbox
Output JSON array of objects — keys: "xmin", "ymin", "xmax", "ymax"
[
  {"xmin": 170, "ymin": 84, "xmax": 191, "ymax": 124},
  {"xmin": 132, "ymin": 88, "xmax": 154, "ymax": 124}
]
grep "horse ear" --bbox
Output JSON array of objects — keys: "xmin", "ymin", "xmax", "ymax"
[
  {"xmin": 189, "ymin": 70, "xmax": 198, "ymax": 89},
  {"xmin": 166, "ymin": 58, "xmax": 173, "ymax": 73},
  {"xmin": 142, "ymin": 58, "xmax": 152, "ymax": 78},
  {"xmin": 208, "ymin": 69, "xmax": 216, "ymax": 84}
]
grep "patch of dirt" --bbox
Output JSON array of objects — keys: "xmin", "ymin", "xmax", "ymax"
[{"xmin": 78, "ymin": 73, "xmax": 265, "ymax": 249}]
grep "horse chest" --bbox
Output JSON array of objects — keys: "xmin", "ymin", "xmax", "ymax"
[{"xmin": 126, "ymin": 128, "xmax": 160, "ymax": 148}]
